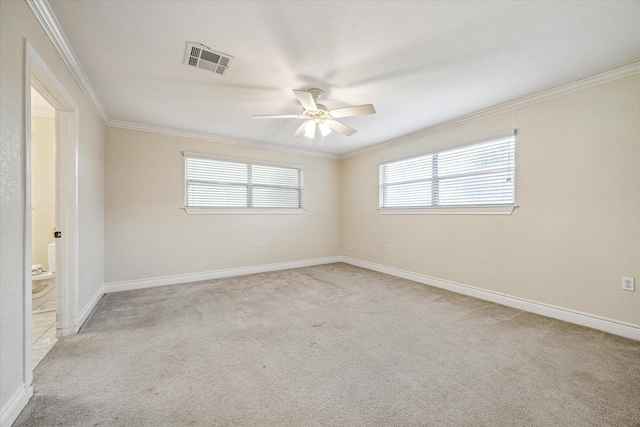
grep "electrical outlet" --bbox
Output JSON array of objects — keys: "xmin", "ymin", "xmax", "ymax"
[
  {"xmin": 386, "ymin": 244, "xmax": 391, "ymax": 252},
  {"xmin": 622, "ymin": 277, "xmax": 634, "ymax": 291},
  {"xmin": 256, "ymin": 243, "xmax": 261, "ymax": 251},
  {"xmin": 349, "ymin": 245, "xmax": 353, "ymax": 251}
]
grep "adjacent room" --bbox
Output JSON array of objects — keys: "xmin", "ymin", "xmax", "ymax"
[{"xmin": 1, "ymin": 1, "xmax": 640, "ymax": 426}]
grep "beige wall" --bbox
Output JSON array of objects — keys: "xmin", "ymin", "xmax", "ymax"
[
  {"xmin": 342, "ymin": 74, "xmax": 640, "ymax": 326},
  {"xmin": 0, "ymin": 0, "xmax": 105, "ymax": 420},
  {"xmin": 105, "ymin": 127, "xmax": 341, "ymax": 283},
  {"xmin": 30, "ymin": 115, "xmax": 55, "ymax": 268},
  {"xmin": 77, "ymin": 103, "xmax": 106, "ymax": 311}
]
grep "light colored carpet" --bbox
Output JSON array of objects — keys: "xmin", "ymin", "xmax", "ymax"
[{"xmin": 14, "ymin": 263, "xmax": 640, "ymax": 426}]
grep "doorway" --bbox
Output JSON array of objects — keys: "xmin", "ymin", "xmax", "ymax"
[
  {"xmin": 24, "ymin": 42, "xmax": 80, "ymax": 390},
  {"xmin": 30, "ymin": 87, "xmax": 58, "ymax": 367}
]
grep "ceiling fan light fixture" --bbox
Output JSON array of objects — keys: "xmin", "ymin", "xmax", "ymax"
[
  {"xmin": 319, "ymin": 122, "xmax": 331, "ymax": 137},
  {"xmin": 304, "ymin": 121, "xmax": 316, "ymax": 138}
]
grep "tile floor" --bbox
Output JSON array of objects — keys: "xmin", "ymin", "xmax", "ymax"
[{"xmin": 32, "ymin": 310, "xmax": 58, "ymax": 368}]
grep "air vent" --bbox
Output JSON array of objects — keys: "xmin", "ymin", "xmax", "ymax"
[{"xmin": 184, "ymin": 42, "xmax": 233, "ymax": 76}]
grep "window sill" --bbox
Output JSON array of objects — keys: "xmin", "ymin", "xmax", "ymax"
[
  {"xmin": 184, "ymin": 207, "xmax": 304, "ymax": 215},
  {"xmin": 378, "ymin": 205, "xmax": 516, "ymax": 215}
]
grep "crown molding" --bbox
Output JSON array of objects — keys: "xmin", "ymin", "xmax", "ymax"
[
  {"xmin": 28, "ymin": 0, "xmax": 639, "ymax": 161},
  {"xmin": 107, "ymin": 120, "xmax": 341, "ymax": 160},
  {"xmin": 26, "ymin": 0, "xmax": 110, "ymax": 124},
  {"xmin": 341, "ymin": 61, "xmax": 640, "ymax": 159},
  {"xmin": 27, "ymin": 0, "xmax": 338, "ymax": 160}
]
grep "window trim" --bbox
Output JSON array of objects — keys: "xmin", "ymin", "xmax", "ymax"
[
  {"xmin": 378, "ymin": 130, "xmax": 516, "ymax": 215},
  {"xmin": 378, "ymin": 205, "xmax": 516, "ymax": 215},
  {"xmin": 183, "ymin": 151, "xmax": 304, "ymax": 215}
]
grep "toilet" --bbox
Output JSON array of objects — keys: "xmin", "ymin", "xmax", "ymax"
[{"xmin": 32, "ymin": 243, "xmax": 56, "ymax": 312}]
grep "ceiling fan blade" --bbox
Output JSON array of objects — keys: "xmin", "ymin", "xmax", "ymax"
[
  {"xmin": 329, "ymin": 104, "xmax": 376, "ymax": 118},
  {"xmin": 293, "ymin": 90, "xmax": 318, "ymax": 111},
  {"xmin": 292, "ymin": 122, "xmax": 307, "ymax": 137},
  {"xmin": 325, "ymin": 119, "xmax": 357, "ymax": 136},
  {"xmin": 253, "ymin": 114, "xmax": 301, "ymax": 119}
]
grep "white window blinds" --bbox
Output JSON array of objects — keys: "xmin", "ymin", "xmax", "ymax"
[
  {"xmin": 184, "ymin": 153, "xmax": 303, "ymax": 210},
  {"xmin": 379, "ymin": 132, "xmax": 515, "ymax": 210}
]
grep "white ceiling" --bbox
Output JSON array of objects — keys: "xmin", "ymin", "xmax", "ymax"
[{"xmin": 48, "ymin": 1, "xmax": 640, "ymax": 156}]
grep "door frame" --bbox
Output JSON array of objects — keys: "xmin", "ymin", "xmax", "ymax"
[{"xmin": 23, "ymin": 40, "xmax": 80, "ymax": 388}]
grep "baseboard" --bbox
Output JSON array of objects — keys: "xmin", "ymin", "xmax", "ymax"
[
  {"xmin": 104, "ymin": 256, "xmax": 342, "ymax": 294},
  {"xmin": 0, "ymin": 384, "xmax": 32, "ymax": 427},
  {"xmin": 78, "ymin": 284, "xmax": 105, "ymax": 329},
  {"xmin": 341, "ymin": 256, "xmax": 640, "ymax": 342}
]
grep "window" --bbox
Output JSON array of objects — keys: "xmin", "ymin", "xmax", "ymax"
[
  {"xmin": 184, "ymin": 152, "xmax": 303, "ymax": 214},
  {"xmin": 379, "ymin": 131, "xmax": 515, "ymax": 214}
]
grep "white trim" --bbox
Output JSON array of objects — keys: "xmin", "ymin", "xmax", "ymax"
[
  {"xmin": 0, "ymin": 385, "xmax": 33, "ymax": 427},
  {"xmin": 25, "ymin": 0, "xmax": 337, "ymax": 160},
  {"xmin": 342, "ymin": 61, "xmax": 640, "ymax": 159},
  {"xmin": 23, "ymin": 47, "xmax": 34, "ymax": 397},
  {"xmin": 104, "ymin": 257, "xmax": 342, "ymax": 293},
  {"xmin": 103, "ymin": 255, "xmax": 640, "ymax": 341},
  {"xmin": 340, "ymin": 257, "xmax": 640, "ymax": 342},
  {"xmin": 78, "ymin": 285, "xmax": 105, "ymax": 328},
  {"xmin": 111, "ymin": 121, "xmax": 340, "ymax": 160},
  {"xmin": 55, "ymin": 110, "xmax": 81, "ymax": 336},
  {"xmin": 379, "ymin": 205, "xmax": 515, "ymax": 215},
  {"xmin": 184, "ymin": 207, "xmax": 304, "ymax": 215},
  {"xmin": 27, "ymin": 0, "xmax": 640, "ymax": 162},
  {"xmin": 23, "ymin": 0, "xmax": 337, "ymax": 160},
  {"xmin": 25, "ymin": 0, "xmax": 109, "ymax": 124}
]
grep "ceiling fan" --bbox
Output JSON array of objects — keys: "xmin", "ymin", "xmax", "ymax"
[{"xmin": 253, "ymin": 88, "xmax": 376, "ymax": 138}]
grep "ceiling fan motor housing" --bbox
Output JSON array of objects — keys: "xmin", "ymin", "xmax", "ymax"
[{"xmin": 307, "ymin": 88, "xmax": 324, "ymax": 102}]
